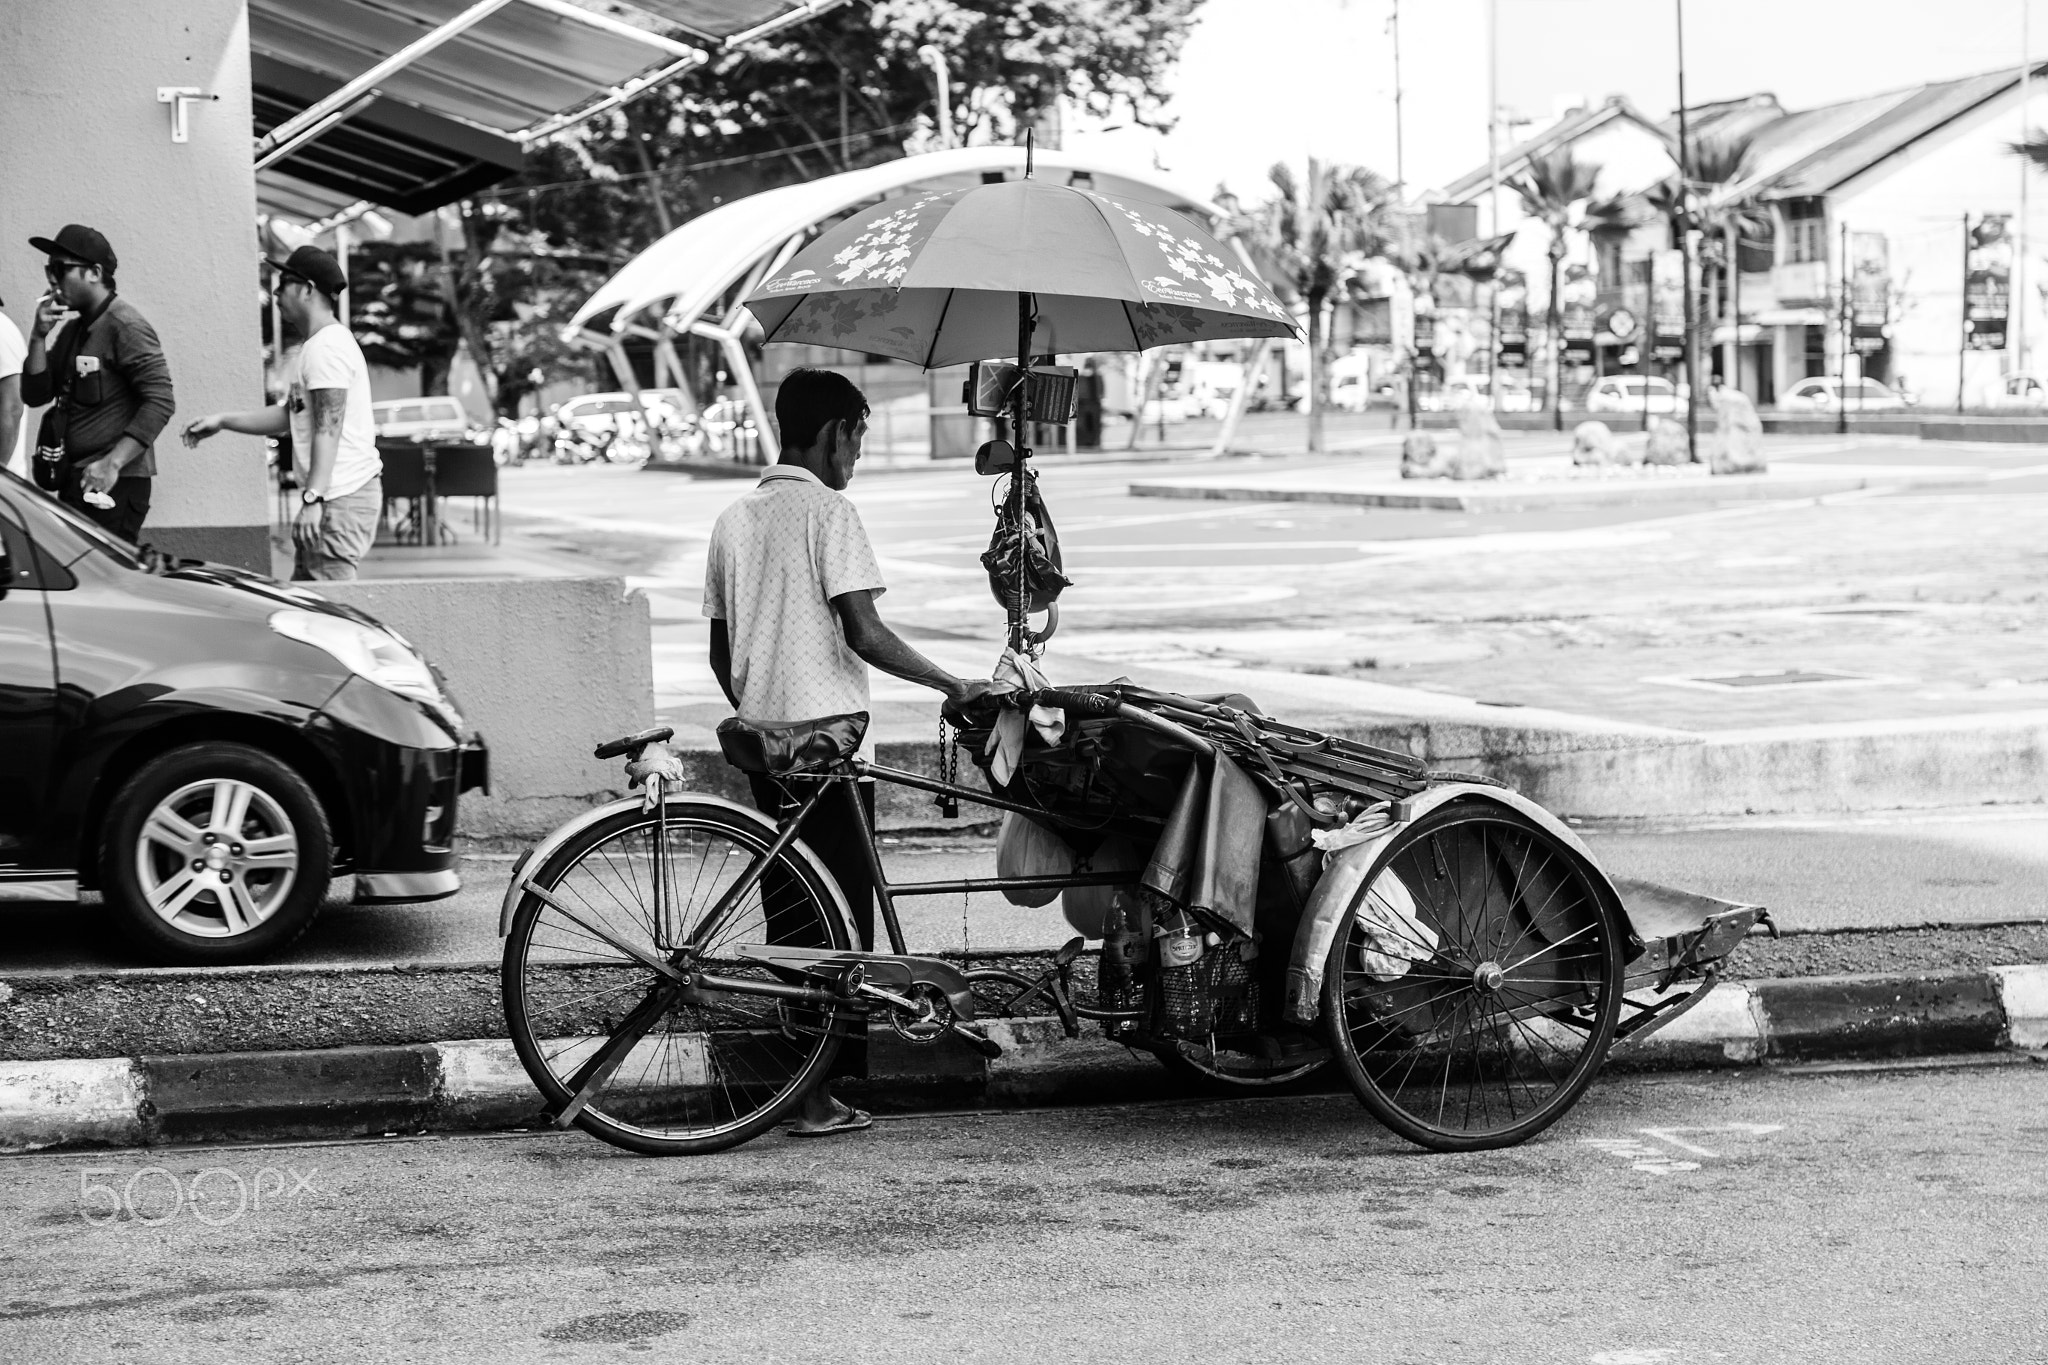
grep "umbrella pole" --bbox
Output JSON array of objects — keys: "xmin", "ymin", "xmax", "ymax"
[{"xmin": 1010, "ymin": 290, "xmax": 1036, "ymax": 653}]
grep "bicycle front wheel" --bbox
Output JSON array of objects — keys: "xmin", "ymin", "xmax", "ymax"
[
  {"xmin": 502, "ymin": 800, "xmax": 853, "ymax": 1155},
  {"xmin": 1321, "ymin": 803, "xmax": 1625, "ymax": 1152}
]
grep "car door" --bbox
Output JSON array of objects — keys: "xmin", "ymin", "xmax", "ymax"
[{"xmin": 0, "ymin": 491, "xmax": 64, "ymax": 885}]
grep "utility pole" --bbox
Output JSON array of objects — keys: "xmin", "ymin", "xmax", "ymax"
[
  {"xmin": 2019, "ymin": 2, "xmax": 2032, "ymax": 376},
  {"xmin": 1839, "ymin": 219, "xmax": 1852, "ymax": 435},
  {"xmin": 1960, "ymin": 212, "xmax": 1972, "ymax": 412},
  {"xmin": 1675, "ymin": 0, "xmax": 1698, "ymax": 461},
  {"xmin": 1487, "ymin": 0, "xmax": 1501, "ymax": 411},
  {"xmin": 1390, "ymin": 0, "xmax": 1406, "ymax": 194}
]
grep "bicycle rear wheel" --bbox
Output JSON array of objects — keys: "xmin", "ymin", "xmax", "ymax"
[
  {"xmin": 502, "ymin": 800, "xmax": 852, "ymax": 1155},
  {"xmin": 1321, "ymin": 803, "xmax": 1624, "ymax": 1152}
]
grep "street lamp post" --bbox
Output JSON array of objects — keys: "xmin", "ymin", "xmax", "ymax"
[{"xmin": 1675, "ymin": 0, "xmax": 1698, "ymax": 462}]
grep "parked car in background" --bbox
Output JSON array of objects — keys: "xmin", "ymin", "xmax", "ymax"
[
  {"xmin": 1419, "ymin": 374, "xmax": 1536, "ymax": 413},
  {"xmin": 1781, "ymin": 377, "xmax": 1912, "ymax": 412},
  {"xmin": 1984, "ymin": 374, "xmax": 2048, "ymax": 409},
  {"xmin": 1584, "ymin": 376, "xmax": 1688, "ymax": 414},
  {"xmin": 0, "ymin": 471, "xmax": 487, "ymax": 964},
  {"xmin": 371, "ymin": 396, "xmax": 472, "ymax": 442}
]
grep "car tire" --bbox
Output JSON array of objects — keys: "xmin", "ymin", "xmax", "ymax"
[{"xmin": 101, "ymin": 742, "xmax": 333, "ymax": 965}]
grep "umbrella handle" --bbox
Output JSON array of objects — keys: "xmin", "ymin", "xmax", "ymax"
[{"xmin": 1023, "ymin": 602, "xmax": 1059, "ymax": 651}]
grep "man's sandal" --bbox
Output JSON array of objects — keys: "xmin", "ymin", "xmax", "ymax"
[{"xmin": 788, "ymin": 1105, "xmax": 872, "ymax": 1138}]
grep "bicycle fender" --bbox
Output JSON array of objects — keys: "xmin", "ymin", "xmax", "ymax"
[
  {"xmin": 497, "ymin": 792, "xmax": 858, "ymax": 942},
  {"xmin": 1281, "ymin": 783, "xmax": 1624, "ymax": 1027}
]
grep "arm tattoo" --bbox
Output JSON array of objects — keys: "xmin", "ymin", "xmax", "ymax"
[{"xmin": 309, "ymin": 387, "xmax": 348, "ymax": 436}]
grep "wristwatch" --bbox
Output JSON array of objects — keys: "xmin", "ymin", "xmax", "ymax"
[{"xmin": 301, "ymin": 489, "xmax": 327, "ymax": 506}]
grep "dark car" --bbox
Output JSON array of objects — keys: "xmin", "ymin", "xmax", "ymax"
[{"xmin": 0, "ymin": 470, "xmax": 486, "ymax": 964}]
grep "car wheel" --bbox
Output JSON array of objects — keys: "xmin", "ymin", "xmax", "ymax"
[{"xmin": 101, "ymin": 742, "xmax": 333, "ymax": 964}]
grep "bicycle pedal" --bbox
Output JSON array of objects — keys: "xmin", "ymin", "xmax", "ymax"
[{"xmin": 948, "ymin": 1022, "xmax": 1003, "ymax": 1060}]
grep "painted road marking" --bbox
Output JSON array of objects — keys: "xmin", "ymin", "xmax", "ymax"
[{"xmin": 1582, "ymin": 1123, "xmax": 1785, "ymax": 1175}]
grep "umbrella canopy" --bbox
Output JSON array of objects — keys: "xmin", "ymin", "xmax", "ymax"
[{"xmin": 742, "ymin": 178, "xmax": 1298, "ymax": 367}]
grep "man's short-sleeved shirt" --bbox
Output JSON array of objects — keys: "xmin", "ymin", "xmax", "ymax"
[
  {"xmin": 702, "ymin": 464, "xmax": 886, "ymax": 725},
  {"xmin": 285, "ymin": 322, "xmax": 380, "ymax": 499},
  {"xmin": 0, "ymin": 311, "xmax": 25, "ymax": 476}
]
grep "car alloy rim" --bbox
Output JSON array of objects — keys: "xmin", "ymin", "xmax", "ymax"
[{"xmin": 135, "ymin": 779, "xmax": 299, "ymax": 938}]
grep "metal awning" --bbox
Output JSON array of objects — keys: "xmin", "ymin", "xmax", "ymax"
[{"xmin": 251, "ymin": 0, "xmax": 849, "ymax": 221}]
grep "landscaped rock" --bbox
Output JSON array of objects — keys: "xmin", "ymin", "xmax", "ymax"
[
  {"xmin": 1644, "ymin": 416, "xmax": 1692, "ymax": 466},
  {"xmin": 1710, "ymin": 387, "xmax": 1768, "ymax": 474},
  {"xmin": 1451, "ymin": 396, "xmax": 1507, "ymax": 479},
  {"xmin": 1572, "ymin": 420, "xmax": 1618, "ymax": 466},
  {"xmin": 1399, "ymin": 431, "xmax": 1443, "ymax": 479}
]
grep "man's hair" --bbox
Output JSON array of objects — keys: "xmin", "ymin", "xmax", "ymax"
[{"xmin": 775, "ymin": 368, "xmax": 869, "ymax": 450}]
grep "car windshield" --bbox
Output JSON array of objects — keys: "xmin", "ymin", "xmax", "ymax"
[{"xmin": 0, "ymin": 465, "xmax": 142, "ymax": 569}]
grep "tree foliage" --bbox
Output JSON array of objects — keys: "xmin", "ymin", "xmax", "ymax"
[
  {"xmin": 1227, "ymin": 159, "xmax": 1399, "ymax": 452},
  {"xmin": 413, "ymin": 0, "xmax": 1204, "ymax": 411}
]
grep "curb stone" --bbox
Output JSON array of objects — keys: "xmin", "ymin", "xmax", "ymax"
[{"xmin": 3, "ymin": 966, "xmax": 2044, "ymax": 1154}]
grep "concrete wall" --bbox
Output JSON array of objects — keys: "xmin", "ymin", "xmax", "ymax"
[
  {"xmin": 317, "ymin": 577, "xmax": 655, "ymax": 840},
  {"xmin": 0, "ymin": 0, "xmax": 269, "ymax": 570}
]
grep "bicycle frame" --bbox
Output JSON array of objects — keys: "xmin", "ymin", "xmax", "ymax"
[{"xmin": 683, "ymin": 760, "xmax": 1140, "ymax": 959}]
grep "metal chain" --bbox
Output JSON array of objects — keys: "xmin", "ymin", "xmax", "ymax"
[{"xmin": 935, "ymin": 715, "xmax": 959, "ymax": 819}]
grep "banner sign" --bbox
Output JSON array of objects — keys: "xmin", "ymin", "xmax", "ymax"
[
  {"xmin": 1561, "ymin": 263, "xmax": 1597, "ymax": 363},
  {"xmin": 1964, "ymin": 214, "xmax": 2012, "ymax": 352},
  {"xmin": 1496, "ymin": 269, "xmax": 1529, "ymax": 367},
  {"xmin": 1850, "ymin": 232, "xmax": 1889, "ymax": 353},
  {"xmin": 1651, "ymin": 249, "xmax": 1685, "ymax": 359}
]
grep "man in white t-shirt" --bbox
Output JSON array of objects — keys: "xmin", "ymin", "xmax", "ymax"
[
  {"xmin": 182, "ymin": 246, "xmax": 381, "ymax": 580},
  {"xmin": 701, "ymin": 367, "xmax": 990, "ymax": 1136},
  {"xmin": 0, "ymin": 299, "xmax": 24, "ymax": 478}
]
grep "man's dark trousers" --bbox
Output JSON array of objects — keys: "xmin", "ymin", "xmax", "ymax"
[
  {"xmin": 58, "ymin": 460, "xmax": 149, "ymax": 543},
  {"xmin": 747, "ymin": 775, "xmax": 875, "ymax": 1077}
]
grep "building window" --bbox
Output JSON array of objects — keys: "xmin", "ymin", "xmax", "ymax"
[{"xmin": 1783, "ymin": 198, "xmax": 1826, "ymax": 264}]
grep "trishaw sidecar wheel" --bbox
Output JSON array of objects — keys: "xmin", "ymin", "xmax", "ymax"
[
  {"xmin": 502, "ymin": 801, "xmax": 853, "ymax": 1156},
  {"xmin": 1149, "ymin": 1041, "xmax": 1329, "ymax": 1093},
  {"xmin": 1321, "ymin": 804, "xmax": 1624, "ymax": 1152}
]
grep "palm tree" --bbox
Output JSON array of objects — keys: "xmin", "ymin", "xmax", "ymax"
[
  {"xmin": 1508, "ymin": 150, "xmax": 1603, "ymax": 428},
  {"xmin": 1685, "ymin": 129, "xmax": 1767, "ymax": 395},
  {"xmin": 1231, "ymin": 159, "xmax": 1399, "ymax": 453}
]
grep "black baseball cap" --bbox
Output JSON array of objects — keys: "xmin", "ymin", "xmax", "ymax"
[
  {"xmin": 268, "ymin": 244, "xmax": 347, "ymax": 297},
  {"xmin": 28, "ymin": 223, "xmax": 117, "ymax": 274}
]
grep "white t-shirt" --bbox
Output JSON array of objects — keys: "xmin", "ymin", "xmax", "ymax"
[
  {"xmin": 286, "ymin": 321, "xmax": 380, "ymax": 499},
  {"xmin": 0, "ymin": 310, "xmax": 26, "ymax": 477},
  {"xmin": 702, "ymin": 465, "xmax": 887, "ymax": 729}
]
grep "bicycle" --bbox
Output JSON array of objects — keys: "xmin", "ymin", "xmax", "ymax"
[{"xmin": 498, "ymin": 686, "xmax": 1765, "ymax": 1156}]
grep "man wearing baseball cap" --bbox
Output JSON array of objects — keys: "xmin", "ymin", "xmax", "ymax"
[
  {"xmin": 20, "ymin": 224, "xmax": 175, "ymax": 540},
  {"xmin": 184, "ymin": 244, "xmax": 381, "ymax": 580}
]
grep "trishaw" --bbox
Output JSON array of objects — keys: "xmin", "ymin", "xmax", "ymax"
[{"xmin": 497, "ymin": 157, "xmax": 1768, "ymax": 1157}]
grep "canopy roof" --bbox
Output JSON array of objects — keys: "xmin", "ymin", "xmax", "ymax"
[
  {"xmin": 572, "ymin": 146, "xmax": 1227, "ymax": 340},
  {"xmin": 252, "ymin": 0, "xmax": 850, "ymax": 222}
]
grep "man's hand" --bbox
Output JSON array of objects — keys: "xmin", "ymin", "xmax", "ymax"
[
  {"xmin": 79, "ymin": 455, "xmax": 123, "ymax": 496},
  {"xmin": 292, "ymin": 498, "xmax": 324, "ymax": 551},
  {"xmin": 946, "ymin": 677, "xmax": 995, "ymax": 707},
  {"xmin": 30, "ymin": 294, "xmax": 72, "ymax": 341},
  {"xmin": 181, "ymin": 415, "xmax": 225, "ymax": 447}
]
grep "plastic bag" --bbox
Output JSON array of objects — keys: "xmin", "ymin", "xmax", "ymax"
[
  {"xmin": 996, "ymin": 810, "xmax": 1070, "ymax": 907},
  {"xmin": 1309, "ymin": 803, "xmax": 1396, "ymax": 856},
  {"xmin": 1059, "ymin": 834, "xmax": 1144, "ymax": 937}
]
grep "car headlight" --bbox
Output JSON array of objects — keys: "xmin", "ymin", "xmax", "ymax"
[{"xmin": 269, "ymin": 609, "xmax": 456, "ymax": 719}]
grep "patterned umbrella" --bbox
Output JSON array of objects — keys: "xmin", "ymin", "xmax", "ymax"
[{"xmin": 742, "ymin": 178, "xmax": 1297, "ymax": 367}]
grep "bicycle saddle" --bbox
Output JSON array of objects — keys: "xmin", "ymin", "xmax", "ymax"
[{"xmin": 716, "ymin": 712, "xmax": 869, "ymax": 775}]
